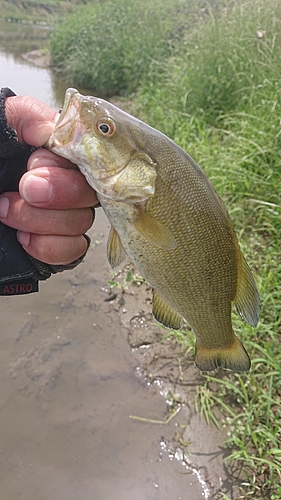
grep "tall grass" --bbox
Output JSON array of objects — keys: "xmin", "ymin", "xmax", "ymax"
[
  {"xmin": 49, "ymin": 0, "xmax": 189, "ymax": 96},
  {"xmin": 134, "ymin": 0, "xmax": 281, "ymax": 497},
  {"xmin": 50, "ymin": 0, "xmax": 281, "ymax": 496},
  {"xmin": 0, "ymin": 0, "xmax": 84, "ymax": 23}
]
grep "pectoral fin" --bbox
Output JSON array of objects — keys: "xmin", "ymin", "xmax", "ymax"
[
  {"xmin": 195, "ymin": 334, "xmax": 251, "ymax": 372},
  {"xmin": 152, "ymin": 290, "xmax": 182, "ymax": 330},
  {"xmin": 107, "ymin": 226, "xmax": 127, "ymax": 269},
  {"xmin": 133, "ymin": 209, "xmax": 177, "ymax": 250},
  {"xmin": 233, "ymin": 250, "xmax": 260, "ymax": 327}
]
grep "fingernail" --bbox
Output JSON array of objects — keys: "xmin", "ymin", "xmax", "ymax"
[
  {"xmin": 0, "ymin": 196, "xmax": 9, "ymax": 218},
  {"xmin": 22, "ymin": 174, "xmax": 53, "ymax": 204},
  {"xmin": 17, "ymin": 231, "xmax": 30, "ymax": 247}
]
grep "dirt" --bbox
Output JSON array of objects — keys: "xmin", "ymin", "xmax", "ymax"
[
  {"xmin": 0, "ymin": 211, "xmax": 201, "ymax": 500},
  {"xmin": 22, "ymin": 49, "xmax": 50, "ymax": 67},
  {"xmin": 0, "ymin": 209, "xmax": 241, "ymax": 500},
  {"xmin": 110, "ymin": 271, "xmax": 242, "ymax": 499},
  {"xmin": 0, "ymin": 43, "xmax": 242, "ymax": 500}
]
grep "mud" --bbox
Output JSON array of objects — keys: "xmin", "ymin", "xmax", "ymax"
[
  {"xmin": 0, "ymin": 210, "xmax": 240, "ymax": 499},
  {"xmin": 0, "ymin": 211, "xmax": 210, "ymax": 500},
  {"xmin": 0, "ymin": 20, "xmax": 241, "ymax": 498},
  {"xmin": 22, "ymin": 48, "xmax": 51, "ymax": 68},
  {"xmin": 112, "ymin": 270, "xmax": 242, "ymax": 499}
]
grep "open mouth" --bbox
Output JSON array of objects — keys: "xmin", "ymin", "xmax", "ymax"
[
  {"xmin": 46, "ymin": 88, "xmax": 87, "ymax": 149},
  {"xmin": 57, "ymin": 88, "xmax": 80, "ymax": 123}
]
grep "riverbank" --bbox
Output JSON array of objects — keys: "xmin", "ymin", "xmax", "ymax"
[
  {"xmin": 112, "ymin": 275, "xmax": 242, "ymax": 497},
  {"xmin": 22, "ymin": 49, "xmax": 50, "ymax": 67},
  {"xmin": 1, "ymin": 20, "xmax": 240, "ymax": 499},
  {"xmin": 7, "ymin": 41, "xmax": 241, "ymax": 500},
  {"xmin": 0, "ymin": 0, "xmax": 77, "ymax": 24},
  {"xmin": 4, "ymin": 0, "xmax": 281, "ymax": 497},
  {"xmin": 1, "ymin": 208, "xmax": 214, "ymax": 500}
]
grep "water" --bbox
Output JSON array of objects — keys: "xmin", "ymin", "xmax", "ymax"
[
  {"xmin": 0, "ymin": 20, "xmax": 207, "ymax": 500},
  {"xmin": 1, "ymin": 51, "xmax": 56, "ymax": 105},
  {"xmin": 0, "ymin": 22, "xmax": 56, "ymax": 105}
]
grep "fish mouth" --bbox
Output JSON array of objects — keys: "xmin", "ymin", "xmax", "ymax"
[
  {"xmin": 46, "ymin": 88, "xmax": 110, "ymax": 158},
  {"xmin": 46, "ymin": 89, "xmax": 156, "ymax": 200},
  {"xmin": 46, "ymin": 88, "xmax": 86, "ymax": 149},
  {"xmin": 53, "ymin": 88, "xmax": 106, "ymax": 138},
  {"xmin": 46, "ymin": 89, "xmax": 131, "ymax": 189},
  {"xmin": 58, "ymin": 87, "xmax": 80, "ymax": 127}
]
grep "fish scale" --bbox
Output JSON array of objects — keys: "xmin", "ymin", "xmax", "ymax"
[{"xmin": 47, "ymin": 88, "xmax": 260, "ymax": 373}]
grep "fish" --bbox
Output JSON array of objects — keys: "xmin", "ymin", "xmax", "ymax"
[{"xmin": 47, "ymin": 87, "xmax": 260, "ymax": 372}]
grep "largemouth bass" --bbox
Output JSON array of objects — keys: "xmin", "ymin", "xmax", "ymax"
[{"xmin": 47, "ymin": 88, "xmax": 260, "ymax": 372}]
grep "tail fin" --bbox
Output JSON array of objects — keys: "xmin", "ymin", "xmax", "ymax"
[{"xmin": 195, "ymin": 335, "xmax": 250, "ymax": 372}]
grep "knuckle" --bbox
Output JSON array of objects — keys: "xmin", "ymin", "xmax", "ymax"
[{"xmin": 29, "ymin": 234, "xmax": 86, "ymax": 265}]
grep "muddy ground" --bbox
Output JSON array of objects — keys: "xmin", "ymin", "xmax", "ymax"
[
  {"xmin": 0, "ymin": 209, "xmax": 241, "ymax": 499},
  {"xmin": 0, "ymin": 43, "xmax": 243, "ymax": 498}
]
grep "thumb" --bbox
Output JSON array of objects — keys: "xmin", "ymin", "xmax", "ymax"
[{"xmin": 5, "ymin": 95, "xmax": 58, "ymax": 146}]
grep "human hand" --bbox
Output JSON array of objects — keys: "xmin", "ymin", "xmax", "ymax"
[{"xmin": 0, "ymin": 95, "xmax": 98, "ymax": 265}]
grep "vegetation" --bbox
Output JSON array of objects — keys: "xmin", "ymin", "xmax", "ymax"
[
  {"xmin": 0, "ymin": 0, "xmax": 86, "ymax": 23},
  {"xmin": 56, "ymin": 0, "xmax": 280, "ymax": 496},
  {"xmin": 8, "ymin": 0, "xmax": 280, "ymax": 496},
  {"xmin": 132, "ymin": 1, "xmax": 281, "ymax": 498},
  {"xmin": 49, "ymin": 0, "xmax": 191, "ymax": 96}
]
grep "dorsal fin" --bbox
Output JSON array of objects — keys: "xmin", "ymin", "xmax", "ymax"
[
  {"xmin": 233, "ymin": 249, "xmax": 260, "ymax": 327},
  {"xmin": 152, "ymin": 289, "xmax": 182, "ymax": 330}
]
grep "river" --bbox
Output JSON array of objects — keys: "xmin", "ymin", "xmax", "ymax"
[{"xmin": 0, "ymin": 20, "xmax": 234, "ymax": 500}]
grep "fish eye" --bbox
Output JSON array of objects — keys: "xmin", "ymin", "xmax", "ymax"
[{"xmin": 97, "ymin": 118, "xmax": 116, "ymax": 137}]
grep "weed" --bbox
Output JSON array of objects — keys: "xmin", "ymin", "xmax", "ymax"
[
  {"xmin": 50, "ymin": 0, "xmax": 281, "ymax": 495},
  {"xmin": 49, "ymin": 0, "xmax": 188, "ymax": 96},
  {"xmin": 108, "ymin": 265, "xmax": 145, "ymax": 291},
  {"xmin": 0, "ymin": 0, "xmax": 85, "ymax": 24},
  {"xmin": 134, "ymin": 0, "xmax": 281, "ymax": 496}
]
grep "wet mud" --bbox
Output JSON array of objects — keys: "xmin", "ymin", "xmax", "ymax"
[
  {"xmin": 0, "ymin": 210, "xmax": 241, "ymax": 499},
  {"xmin": 0, "ymin": 211, "xmax": 212, "ymax": 500},
  {"xmin": 0, "ymin": 20, "xmax": 241, "ymax": 497},
  {"xmin": 112, "ymin": 265, "xmax": 242, "ymax": 500}
]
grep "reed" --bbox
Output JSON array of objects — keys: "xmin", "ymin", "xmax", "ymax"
[{"xmin": 50, "ymin": 0, "xmax": 281, "ymax": 496}]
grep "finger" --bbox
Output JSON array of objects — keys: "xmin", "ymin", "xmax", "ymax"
[
  {"xmin": 5, "ymin": 95, "xmax": 58, "ymax": 146},
  {"xmin": 17, "ymin": 232, "xmax": 89, "ymax": 265},
  {"xmin": 0, "ymin": 193, "xmax": 94, "ymax": 235},
  {"xmin": 19, "ymin": 165, "xmax": 98, "ymax": 209},
  {"xmin": 27, "ymin": 148, "xmax": 77, "ymax": 171}
]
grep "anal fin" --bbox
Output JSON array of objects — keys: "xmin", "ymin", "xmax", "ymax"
[{"xmin": 152, "ymin": 290, "xmax": 182, "ymax": 330}]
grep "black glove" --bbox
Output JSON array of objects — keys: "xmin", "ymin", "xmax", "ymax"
[{"xmin": 0, "ymin": 87, "xmax": 90, "ymax": 296}]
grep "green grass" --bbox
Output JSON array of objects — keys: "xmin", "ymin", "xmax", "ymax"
[
  {"xmin": 49, "ymin": 0, "xmax": 281, "ymax": 496},
  {"xmin": 1, "ymin": 0, "xmax": 280, "ymax": 496},
  {"xmin": 0, "ymin": 0, "xmax": 86, "ymax": 23},
  {"xmin": 133, "ymin": 1, "xmax": 281, "ymax": 497},
  {"xmin": 49, "ymin": 0, "xmax": 191, "ymax": 96}
]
